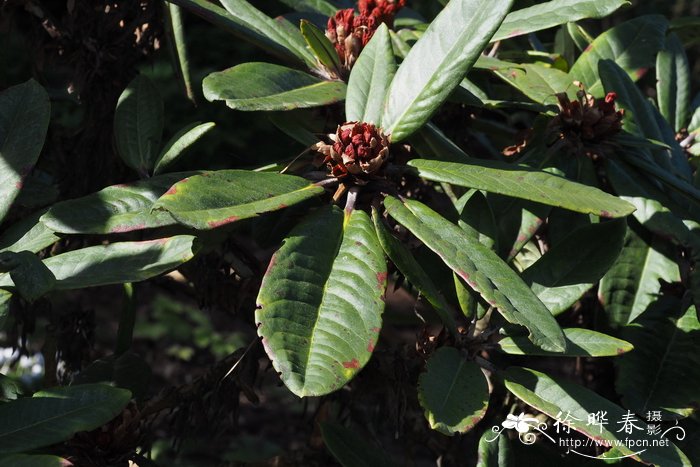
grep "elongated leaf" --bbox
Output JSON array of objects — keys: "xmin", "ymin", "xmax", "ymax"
[
  {"xmin": 371, "ymin": 208, "xmax": 457, "ymax": 334},
  {"xmin": 457, "ymin": 190, "xmax": 498, "ymax": 251},
  {"xmin": 279, "ymin": 0, "xmax": 337, "ymax": 16},
  {"xmin": 384, "ymin": 196, "xmax": 565, "ymax": 352},
  {"xmin": 382, "ymin": 0, "xmax": 514, "ymax": 141},
  {"xmin": 218, "ymin": 0, "xmax": 315, "ymax": 66},
  {"xmin": 617, "ymin": 306, "xmax": 700, "ymax": 419},
  {"xmin": 0, "ymin": 384, "xmax": 131, "ymax": 454},
  {"xmin": 0, "ymin": 236, "xmax": 197, "ymax": 290},
  {"xmin": 598, "ymin": 61, "xmax": 680, "ymax": 175},
  {"xmin": 408, "ymin": 159, "xmax": 635, "ymax": 218},
  {"xmin": 320, "ymin": 422, "xmax": 395, "ymax": 467},
  {"xmin": 569, "ymin": 15, "xmax": 668, "ymax": 96},
  {"xmin": 0, "ymin": 291, "xmax": 10, "ymax": 331},
  {"xmin": 153, "ymin": 170, "xmax": 324, "ymax": 230},
  {"xmin": 477, "ymin": 426, "xmax": 512, "ymax": 467},
  {"xmin": 493, "ymin": 63, "xmax": 575, "ymax": 105},
  {"xmin": 522, "ymin": 219, "xmax": 626, "ymax": 315},
  {"xmin": 599, "ymin": 228, "xmax": 680, "ymax": 327},
  {"xmin": 498, "ymin": 328, "xmax": 633, "ymax": 356},
  {"xmin": 418, "ymin": 347, "xmax": 489, "ymax": 435},
  {"xmin": 41, "ymin": 172, "xmax": 197, "ymax": 234},
  {"xmin": 0, "ymin": 210, "xmax": 59, "ymax": 253},
  {"xmin": 346, "ymin": 24, "xmax": 395, "ymax": 125},
  {"xmin": 492, "ymin": 0, "xmax": 628, "ymax": 42},
  {"xmin": 410, "ymin": 124, "xmax": 471, "ymax": 163},
  {"xmin": 606, "ymin": 159, "xmax": 697, "ymax": 248},
  {"xmin": 256, "ymin": 207, "xmax": 386, "ymax": 397},
  {"xmin": 154, "ymin": 123, "xmax": 215, "ymax": 175},
  {"xmin": 0, "ymin": 251, "xmax": 55, "ymax": 302},
  {"xmin": 503, "ymin": 367, "xmax": 692, "ymax": 467},
  {"xmin": 203, "ymin": 63, "xmax": 346, "ymax": 111},
  {"xmin": 165, "ymin": 3, "xmax": 196, "ymax": 103},
  {"xmin": 300, "ymin": 20, "xmax": 342, "ymax": 77},
  {"xmin": 167, "ymin": 0, "xmax": 301, "ymax": 61},
  {"xmin": 0, "ymin": 79, "xmax": 50, "ymax": 223},
  {"xmin": 0, "ymin": 454, "xmax": 70, "ymax": 467},
  {"xmin": 114, "ymin": 75, "xmax": 163, "ymax": 176},
  {"xmin": 657, "ymin": 33, "xmax": 691, "ymax": 132},
  {"xmin": 567, "ymin": 22, "xmax": 594, "ymax": 51}
]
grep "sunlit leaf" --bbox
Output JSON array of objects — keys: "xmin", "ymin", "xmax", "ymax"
[{"xmin": 256, "ymin": 207, "xmax": 386, "ymax": 397}]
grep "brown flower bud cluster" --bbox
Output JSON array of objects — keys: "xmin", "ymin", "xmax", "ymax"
[
  {"xmin": 358, "ymin": 0, "xmax": 406, "ymax": 27},
  {"xmin": 549, "ymin": 85, "xmax": 624, "ymax": 155},
  {"xmin": 314, "ymin": 122, "xmax": 389, "ymax": 180},
  {"xmin": 326, "ymin": 0, "xmax": 405, "ymax": 75}
]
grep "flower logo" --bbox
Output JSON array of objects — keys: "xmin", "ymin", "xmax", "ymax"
[{"xmin": 502, "ymin": 412, "xmax": 540, "ymax": 434}]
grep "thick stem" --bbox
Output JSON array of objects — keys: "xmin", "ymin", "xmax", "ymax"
[{"xmin": 344, "ymin": 186, "xmax": 360, "ymax": 213}]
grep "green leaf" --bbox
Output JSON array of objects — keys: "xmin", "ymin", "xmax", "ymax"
[
  {"xmin": 167, "ymin": 0, "xmax": 302, "ymax": 62},
  {"xmin": 279, "ymin": 0, "xmax": 338, "ymax": 16},
  {"xmin": 0, "ymin": 251, "xmax": 55, "ymax": 302},
  {"xmin": 0, "ymin": 79, "xmax": 50, "ymax": 223},
  {"xmin": 599, "ymin": 228, "xmax": 680, "ymax": 327},
  {"xmin": 617, "ymin": 306, "xmax": 700, "ymax": 419},
  {"xmin": 114, "ymin": 75, "xmax": 164, "ymax": 176},
  {"xmin": 498, "ymin": 328, "xmax": 633, "ymax": 356},
  {"xmin": 165, "ymin": 3, "xmax": 196, "ymax": 104},
  {"xmin": 408, "ymin": 159, "xmax": 635, "ymax": 218},
  {"xmin": 154, "ymin": 123, "xmax": 215, "ymax": 175},
  {"xmin": 218, "ymin": 0, "xmax": 315, "ymax": 66},
  {"xmin": 0, "ymin": 374, "xmax": 22, "ymax": 402},
  {"xmin": 457, "ymin": 190, "xmax": 498, "ymax": 251},
  {"xmin": 371, "ymin": 208, "xmax": 457, "ymax": 334},
  {"xmin": 346, "ymin": 24, "xmax": 396, "ymax": 125},
  {"xmin": 0, "ymin": 384, "xmax": 131, "ymax": 454},
  {"xmin": 477, "ymin": 426, "xmax": 513, "ymax": 467},
  {"xmin": 300, "ymin": 20, "xmax": 342, "ymax": 78},
  {"xmin": 320, "ymin": 422, "xmax": 395, "ymax": 467},
  {"xmin": 569, "ymin": 15, "xmax": 668, "ymax": 96},
  {"xmin": 0, "ymin": 210, "xmax": 59, "ymax": 254},
  {"xmin": 605, "ymin": 159, "xmax": 698, "ymax": 248},
  {"xmin": 40, "ymin": 172, "xmax": 197, "ymax": 234},
  {"xmin": 153, "ymin": 170, "xmax": 324, "ymax": 230},
  {"xmin": 203, "ymin": 62, "xmax": 347, "ymax": 111},
  {"xmin": 256, "ymin": 207, "xmax": 386, "ymax": 397},
  {"xmin": 382, "ymin": 0, "xmax": 514, "ymax": 141},
  {"xmin": 521, "ymin": 219, "xmax": 626, "ymax": 315},
  {"xmin": 0, "ymin": 236, "xmax": 198, "ymax": 290},
  {"xmin": 418, "ymin": 347, "xmax": 489, "ymax": 435},
  {"xmin": 599, "ymin": 61, "xmax": 676, "ymax": 173},
  {"xmin": 566, "ymin": 22, "xmax": 594, "ymax": 51},
  {"xmin": 410, "ymin": 124, "xmax": 471, "ymax": 163},
  {"xmin": 657, "ymin": 33, "xmax": 691, "ymax": 132},
  {"xmin": 0, "ymin": 454, "xmax": 71, "ymax": 467},
  {"xmin": 492, "ymin": 63, "xmax": 575, "ymax": 105},
  {"xmin": 0, "ymin": 291, "xmax": 10, "ymax": 331},
  {"xmin": 384, "ymin": 196, "xmax": 565, "ymax": 352},
  {"xmin": 492, "ymin": 0, "xmax": 629, "ymax": 42},
  {"xmin": 503, "ymin": 367, "xmax": 692, "ymax": 467}
]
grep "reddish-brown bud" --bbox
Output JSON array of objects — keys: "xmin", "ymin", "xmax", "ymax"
[
  {"xmin": 548, "ymin": 84, "xmax": 624, "ymax": 156},
  {"xmin": 314, "ymin": 122, "xmax": 389, "ymax": 179},
  {"xmin": 358, "ymin": 0, "xmax": 406, "ymax": 27},
  {"xmin": 326, "ymin": 9, "xmax": 378, "ymax": 75}
]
